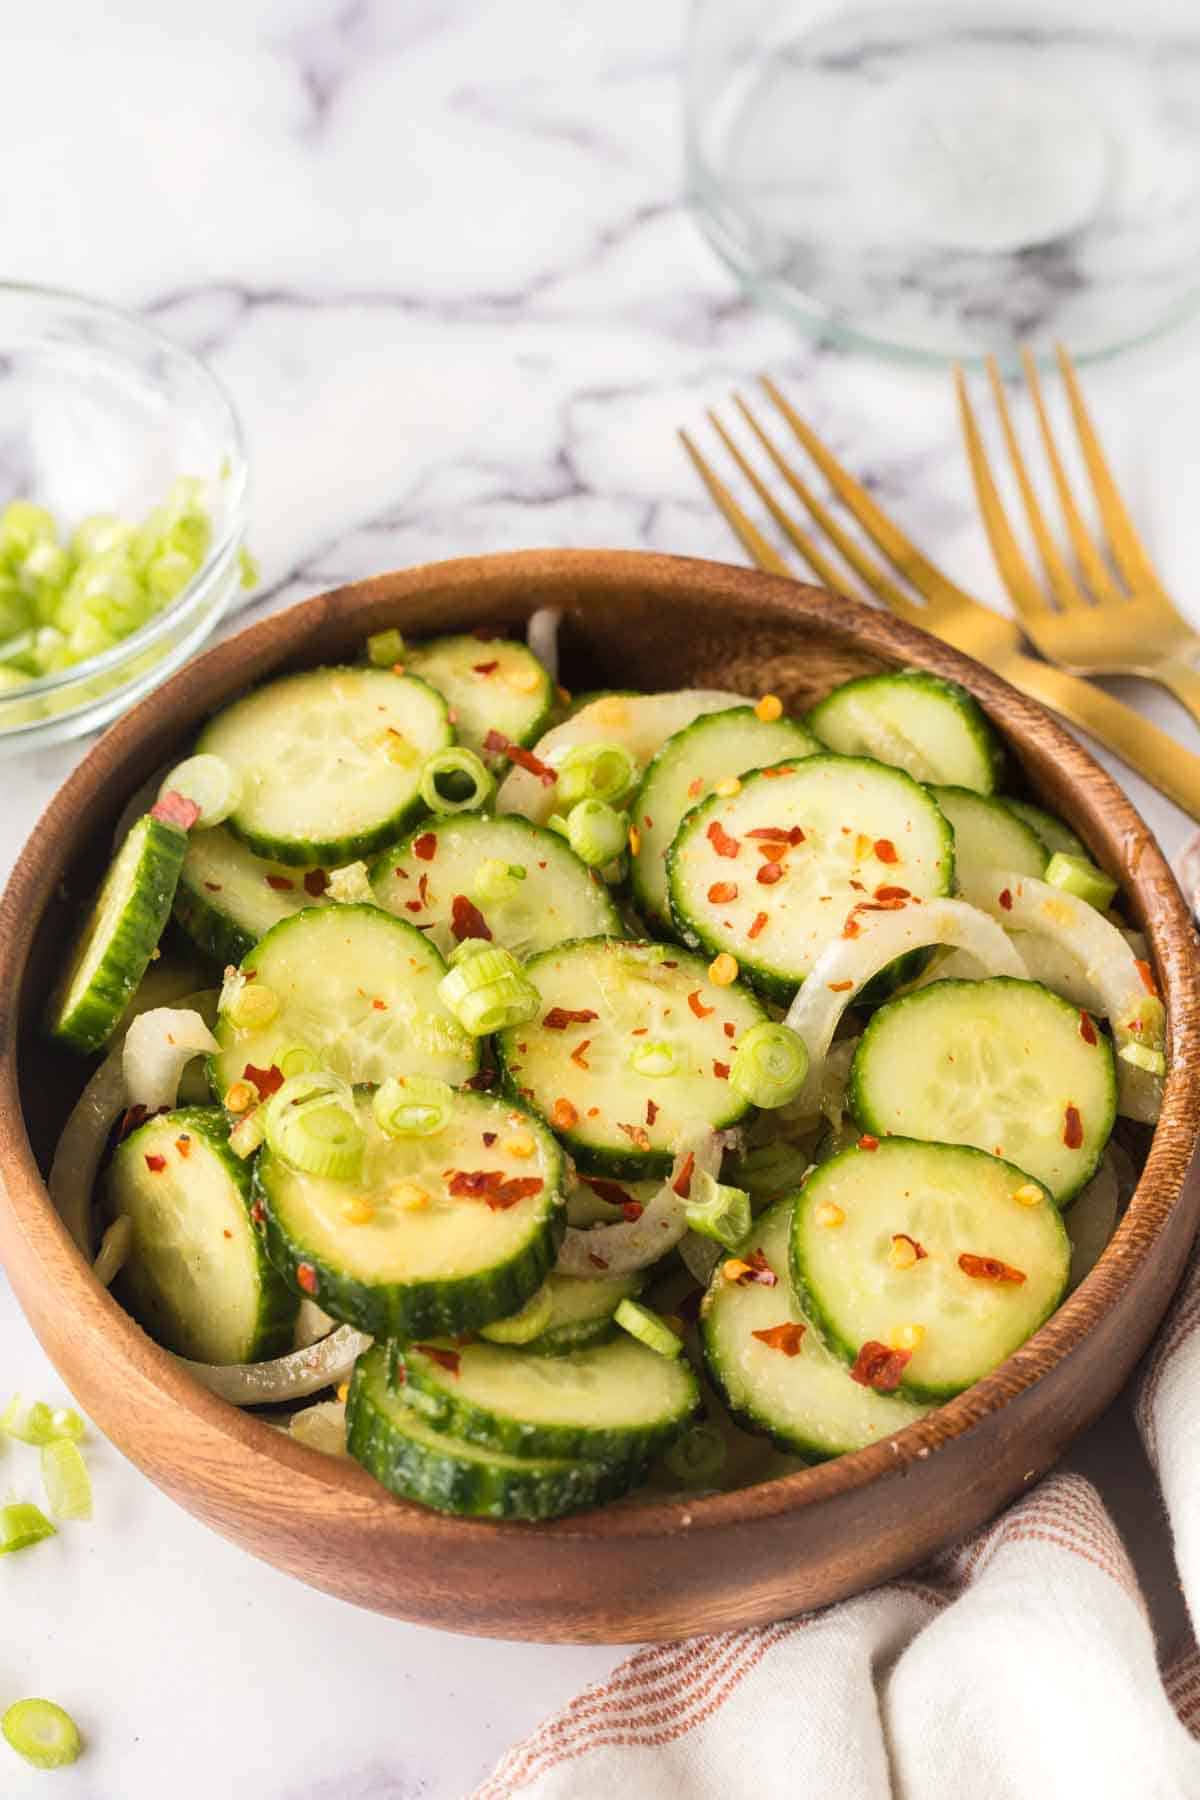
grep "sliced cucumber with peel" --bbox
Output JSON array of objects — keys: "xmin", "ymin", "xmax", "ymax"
[
  {"xmin": 107, "ymin": 1107, "xmax": 298, "ymax": 1363},
  {"xmin": 346, "ymin": 1344, "xmax": 642, "ymax": 1520},
  {"xmin": 667, "ymin": 756, "xmax": 955, "ymax": 1001},
  {"xmin": 496, "ymin": 937, "xmax": 766, "ymax": 1177},
  {"xmin": 487, "ymin": 1269, "xmax": 644, "ymax": 1354},
  {"xmin": 999, "ymin": 798, "xmax": 1087, "ymax": 861},
  {"xmin": 929, "ymin": 785, "xmax": 1046, "ymax": 904},
  {"xmin": 255, "ymin": 1090, "xmax": 564, "ymax": 1337},
  {"xmin": 197, "ymin": 666, "xmax": 453, "ymax": 865},
  {"xmin": 850, "ymin": 978, "xmax": 1115, "ymax": 1204},
  {"xmin": 402, "ymin": 634, "xmax": 555, "ymax": 763},
  {"xmin": 370, "ymin": 813, "xmax": 620, "ymax": 961},
  {"xmin": 630, "ymin": 706, "xmax": 820, "ymax": 929},
  {"xmin": 209, "ymin": 904, "xmax": 478, "ymax": 1098},
  {"xmin": 174, "ymin": 825, "xmax": 333, "ymax": 967},
  {"xmin": 807, "ymin": 670, "xmax": 1003, "ymax": 794},
  {"xmin": 702, "ymin": 1200, "xmax": 930, "ymax": 1459},
  {"xmin": 397, "ymin": 1331, "xmax": 699, "ymax": 1464},
  {"xmin": 792, "ymin": 1138, "xmax": 1071, "ymax": 1401},
  {"xmin": 497, "ymin": 688, "xmax": 749, "ymax": 826},
  {"xmin": 48, "ymin": 813, "xmax": 189, "ymax": 1054}
]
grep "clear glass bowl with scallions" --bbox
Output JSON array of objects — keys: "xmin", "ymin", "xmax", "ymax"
[{"xmin": 0, "ymin": 283, "xmax": 249, "ymax": 754}]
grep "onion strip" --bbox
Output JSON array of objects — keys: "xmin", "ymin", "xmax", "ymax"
[
  {"xmin": 526, "ymin": 607, "xmax": 562, "ymax": 679},
  {"xmin": 48, "ymin": 1051, "xmax": 127, "ymax": 1256},
  {"xmin": 122, "ymin": 1006, "xmax": 218, "ymax": 1113},
  {"xmin": 555, "ymin": 1125, "xmax": 726, "ymax": 1278},
  {"xmin": 177, "ymin": 1327, "xmax": 370, "ymax": 1407}
]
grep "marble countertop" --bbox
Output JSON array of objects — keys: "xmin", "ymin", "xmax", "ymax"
[{"xmin": 3, "ymin": 3, "xmax": 1200, "ymax": 1794}]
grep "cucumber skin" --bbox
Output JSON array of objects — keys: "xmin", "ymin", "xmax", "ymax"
[
  {"xmin": 807, "ymin": 670, "xmax": 1005, "ymax": 796},
  {"xmin": 789, "ymin": 1139, "xmax": 1069, "ymax": 1403},
  {"xmin": 999, "ymin": 798, "xmax": 1087, "ymax": 862},
  {"xmin": 111, "ymin": 1106, "xmax": 299, "ymax": 1363},
  {"xmin": 49, "ymin": 816, "xmax": 190, "ymax": 1055},
  {"xmin": 172, "ymin": 874, "xmax": 258, "ymax": 968},
  {"xmin": 346, "ymin": 1346, "xmax": 642, "ymax": 1520},
  {"xmin": 848, "ymin": 976, "xmax": 1117, "ymax": 1205},
  {"xmin": 253, "ymin": 1127, "xmax": 566, "ymax": 1341},
  {"xmin": 395, "ymin": 1340, "xmax": 700, "ymax": 1465},
  {"xmin": 523, "ymin": 1315, "xmax": 622, "ymax": 1356},
  {"xmin": 198, "ymin": 668, "xmax": 451, "ymax": 867},
  {"xmin": 665, "ymin": 757, "xmax": 956, "ymax": 1005},
  {"xmin": 404, "ymin": 635, "xmax": 556, "ymax": 756}
]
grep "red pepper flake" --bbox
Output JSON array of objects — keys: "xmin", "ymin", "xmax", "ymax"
[
  {"xmin": 413, "ymin": 832, "xmax": 438, "ymax": 861},
  {"xmin": 472, "ymin": 660, "xmax": 499, "ymax": 675},
  {"xmin": 748, "ymin": 910, "xmax": 769, "ymax": 940},
  {"xmin": 543, "ymin": 1007, "xmax": 599, "ymax": 1030},
  {"xmin": 1135, "ymin": 959, "xmax": 1159, "ymax": 997},
  {"xmin": 450, "ymin": 894, "xmax": 492, "ymax": 942},
  {"xmin": 485, "ymin": 731, "xmax": 556, "ymax": 786},
  {"xmin": 144, "ymin": 1153, "xmax": 167, "ymax": 1173},
  {"xmin": 417, "ymin": 873, "xmax": 430, "ymax": 907},
  {"xmin": 447, "ymin": 1170, "xmax": 544, "ymax": 1210},
  {"xmin": 618, "ymin": 1122, "xmax": 651, "ymax": 1151},
  {"xmin": 570, "ymin": 1039, "xmax": 591, "ymax": 1069},
  {"xmin": 150, "ymin": 790, "xmax": 201, "ymax": 831},
  {"xmin": 117, "ymin": 1103, "xmax": 149, "ymax": 1142},
  {"xmin": 998, "ymin": 887, "xmax": 1014, "ymax": 912},
  {"xmin": 672, "ymin": 1152, "xmax": 695, "ymax": 1198},
  {"xmin": 244, "ymin": 1063, "xmax": 285, "ymax": 1100},
  {"xmin": 464, "ymin": 1068, "xmax": 497, "ymax": 1091},
  {"xmin": 265, "ymin": 873, "xmax": 295, "ymax": 891},
  {"xmin": 1079, "ymin": 1010, "xmax": 1098, "ymax": 1046},
  {"xmin": 416, "ymin": 1344, "xmax": 461, "ymax": 1376},
  {"xmin": 304, "ymin": 869, "xmax": 329, "ymax": 897},
  {"xmin": 874, "ymin": 839, "xmax": 899, "ymax": 864},
  {"xmin": 828, "ymin": 980, "xmax": 854, "ymax": 992},
  {"xmin": 551, "ymin": 1098, "xmax": 579, "ymax": 1130},
  {"xmin": 757, "ymin": 862, "xmax": 784, "ymax": 887},
  {"xmin": 751, "ymin": 1321, "xmax": 806, "ymax": 1356},
  {"xmin": 223, "ymin": 1229, "xmax": 232, "ymax": 1240},
  {"xmin": 723, "ymin": 1021, "xmax": 736, "ymax": 1039},
  {"xmin": 646, "ymin": 1099, "xmax": 659, "ymax": 1126},
  {"xmin": 586, "ymin": 1106, "xmax": 599, "ymax": 1117},
  {"xmin": 761, "ymin": 766, "xmax": 796, "ymax": 779},
  {"xmin": 746, "ymin": 826, "xmax": 805, "ymax": 845},
  {"xmin": 688, "ymin": 990, "xmax": 715, "ymax": 1019},
  {"xmin": 892, "ymin": 1232, "xmax": 928, "ymax": 1262},
  {"xmin": 958, "ymin": 1252, "xmax": 1027, "ymax": 1285},
  {"xmin": 741, "ymin": 1249, "xmax": 778, "ymax": 1288},
  {"xmin": 297, "ymin": 1262, "xmax": 319, "ymax": 1296},
  {"xmin": 587, "ymin": 1251, "xmax": 609, "ymax": 1270},
  {"xmin": 842, "ymin": 914, "xmax": 861, "ymax": 937},
  {"xmin": 583, "ymin": 1177, "xmax": 638, "ymax": 1209},
  {"xmin": 203, "ymin": 881, "xmax": 222, "ymax": 893},
  {"xmin": 707, "ymin": 820, "xmax": 740, "ymax": 859},
  {"xmin": 1063, "ymin": 1104, "xmax": 1084, "ymax": 1150},
  {"xmin": 850, "ymin": 1341, "xmax": 911, "ymax": 1391},
  {"xmin": 643, "ymin": 816, "xmax": 653, "ymax": 830},
  {"xmin": 405, "ymin": 899, "xmax": 423, "ymax": 913},
  {"xmin": 707, "ymin": 881, "xmax": 739, "ymax": 904},
  {"xmin": 622, "ymin": 1200, "xmax": 644, "ymax": 1222},
  {"xmin": 858, "ymin": 1134, "xmax": 879, "ymax": 1151},
  {"xmin": 251, "ymin": 1199, "xmax": 265, "ymax": 1225},
  {"xmin": 713, "ymin": 1060, "xmax": 730, "ymax": 1080},
  {"xmin": 874, "ymin": 885, "xmax": 911, "ymax": 902},
  {"xmin": 371, "ymin": 998, "xmax": 388, "ymax": 1011},
  {"xmin": 482, "ymin": 1131, "xmax": 497, "ymax": 1146},
  {"xmin": 175, "ymin": 1135, "xmax": 192, "ymax": 1158},
  {"xmin": 755, "ymin": 841, "xmax": 789, "ymax": 864}
]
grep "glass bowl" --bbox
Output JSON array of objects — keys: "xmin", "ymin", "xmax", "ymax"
[{"xmin": 0, "ymin": 283, "xmax": 247, "ymax": 754}]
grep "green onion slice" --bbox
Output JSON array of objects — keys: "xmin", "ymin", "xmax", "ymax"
[
  {"xmin": 265, "ymin": 1071, "xmax": 364, "ymax": 1180},
  {"xmin": 0, "ymin": 1396, "xmax": 85, "ymax": 1447},
  {"xmin": 438, "ymin": 945, "xmax": 539, "ymax": 1036},
  {"xmin": 418, "ymin": 747, "xmax": 495, "ymax": 816},
  {"xmin": 366, "ymin": 627, "xmax": 406, "ymax": 667},
  {"xmin": 556, "ymin": 740, "xmax": 638, "ymax": 809},
  {"xmin": 225, "ymin": 981, "xmax": 280, "ymax": 1032},
  {"xmin": 730, "ymin": 1021, "xmax": 810, "ymax": 1109},
  {"xmin": 566, "ymin": 799, "xmax": 628, "ymax": 869},
  {"xmin": 614, "ymin": 1299, "xmax": 684, "ymax": 1360},
  {"xmin": 1118, "ymin": 1041, "xmax": 1167, "ymax": 1076},
  {"xmin": 158, "ymin": 753, "xmax": 242, "ymax": 829},
  {"xmin": 684, "ymin": 1173, "xmax": 752, "ymax": 1249},
  {"xmin": 1045, "ymin": 851, "xmax": 1119, "ymax": 913},
  {"xmin": 663, "ymin": 1420, "xmax": 728, "ymax": 1486},
  {"xmin": 2, "ymin": 1699, "xmax": 82, "ymax": 1770},
  {"xmin": 471, "ymin": 858, "xmax": 527, "ymax": 907},
  {"xmin": 41, "ymin": 1440, "xmax": 92, "ymax": 1521},
  {"xmin": 373, "ymin": 1075, "xmax": 454, "ymax": 1139},
  {"xmin": 0, "ymin": 1503, "xmax": 56, "ymax": 1555},
  {"xmin": 628, "ymin": 1040, "xmax": 680, "ymax": 1079}
]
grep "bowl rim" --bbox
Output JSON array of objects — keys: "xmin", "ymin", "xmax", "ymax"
[
  {"xmin": 0, "ymin": 278, "xmax": 248, "ymax": 703},
  {"xmin": 1, "ymin": 546, "xmax": 1197, "ymax": 1549}
]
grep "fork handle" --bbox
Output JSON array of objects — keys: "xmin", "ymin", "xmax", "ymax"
[
  {"xmin": 1004, "ymin": 651, "xmax": 1200, "ymax": 823},
  {"xmin": 1142, "ymin": 660, "xmax": 1200, "ymax": 733}
]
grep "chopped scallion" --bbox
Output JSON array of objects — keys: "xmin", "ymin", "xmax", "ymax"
[
  {"xmin": 614, "ymin": 1299, "xmax": 684, "ymax": 1359},
  {"xmin": 471, "ymin": 858, "xmax": 527, "ymax": 907},
  {"xmin": 418, "ymin": 747, "xmax": 495, "ymax": 816},
  {"xmin": 373, "ymin": 1075, "xmax": 454, "ymax": 1139},
  {"xmin": 566, "ymin": 799, "xmax": 628, "ymax": 869},
  {"xmin": 0, "ymin": 1502, "xmax": 56, "ymax": 1554},
  {"xmin": 685, "ymin": 1173, "xmax": 752, "ymax": 1249},
  {"xmin": 1045, "ymin": 851, "xmax": 1118, "ymax": 913},
  {"xmin": 729, "ymin": 1021, "xmax": 810, "ymax": 1109},
  {"xmin": 41, "ymin": 1440, "xmax": 92, "ymax": 1521},
  {"xmin": 478, "ymin": 1284, "xmax": 555, "ymax": 1345},
  {"xmin": 555, "ymin": 740, "xmax": 638, "ymax": 809},
  {"xmin": 2, "ymin": 1699, "xmax": 82, "ymax": 1770},
  {"xmin": 1, "ymin": 1396, "xmax": 84, "ymax": 1447},
  {"xmin": 265, "ymin": 1072, "xmax": 364, "ymax": 1180},
  {"xmin": 366, "ymin": 627, "xmax": 406, "ymax": 667},
  {"xmin": 438, "ymin": 945, "xmax": 539, "ymax": 1036}
]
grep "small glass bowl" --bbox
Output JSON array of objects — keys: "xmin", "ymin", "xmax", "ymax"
[{"xmin": 0, "ymin": 283, "xmax": 248, "ymax": 755}]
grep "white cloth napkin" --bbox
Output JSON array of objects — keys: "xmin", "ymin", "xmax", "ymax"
[{"xmin": 474, "ymin": 834, "xmax": 1200, "ymax": 1798}]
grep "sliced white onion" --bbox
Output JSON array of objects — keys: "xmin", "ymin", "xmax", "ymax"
[
  {"xmin": 93, "ymin": 1214, "xmax": 133, "ymax": 1288},
  {"xmin": 293, "ymin": 1299, "xmax": 337, "ymax": 1351},
  {"xmin": 48, "ymin": 1050, "xmax": 128, "ymax": 1256},
  {"xmin": 784, "ymin": 897, "xmax": 1028, "ymax": 1115},
  {"xmin": 526, "ymin": 607, "xmax": 562, "ymax": 679},
  {"xmin": 972, "ymin": 873, "xmax": 1165, "ymax": 1122},
  {"xmin": 326, "ymin": 861, "xmax": 374, "ymax": 904},
  {"xmin": 555, "ymin": 1126, "xmax": 726, "ymax": 1278},
  {"xmin": 176, "ymin": 1326, "xmax": 371, "ymax": 1407},
  {"xmin": 1066, "ymin": 1150, "xmax": 1121, "ymax": 1293},
  {"xmin": 122, "ymin": 1006, "xmax": 219, "ymax": 1113},
  {"xmin": 288, "ymin": 1399, "xmax": 348, "ymax": 1456}
]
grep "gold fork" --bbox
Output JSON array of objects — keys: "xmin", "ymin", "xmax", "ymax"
[
  {"xmin": 958, "ymin": 345, "xmax": 1200, "ymax": 727},
  {"xmin": 679, "ymin": 376, "xmax": 1200, "ymax": 822}
]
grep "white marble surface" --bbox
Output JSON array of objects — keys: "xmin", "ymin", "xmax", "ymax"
[{"xmin": 3, "ymin": 2, "xmax": 1200, "ymax": 1794}]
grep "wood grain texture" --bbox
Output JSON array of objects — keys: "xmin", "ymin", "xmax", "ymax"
[{"xmin": 0, "ymin": 548, "xmax": 1197, "ymax": 1643}]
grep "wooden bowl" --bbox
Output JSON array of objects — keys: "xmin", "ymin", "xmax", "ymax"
[{"xmin": 1, "ymin": 549, "xmax": 1197, "ymax": 1644}]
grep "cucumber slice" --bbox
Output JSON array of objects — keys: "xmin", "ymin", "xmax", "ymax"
[
  {"xmin": 346, "ymin": 1344, "xmax": 640, "ymax": 1520},
  {"xmin": 495, "ymin": 938, "xmax": 767, "ymax": 1177},
  {"xmin": 402, "ymin": 634, "xmax": 554, "ymax": 763},
  {"xmin": 849, "ymin": 978, "xmax": 1116, "ymax": 1204},
  {"xmin": 999, "ymin": 798, "xmax": 1087, "ymax": 861},
  {"xmin": 397, "ymin": 1331, "xmax": 699, "ymax": 1463},
  {"xmin": 370, "ymin": 814, "xmax": 620, "ymax": 961},
  {"xmin": 702, "ymin": 1201, "xmax": 929, "ymax": 1459},
  {"xmin": 929, "ymin": 786, "xmax": 1046, "ymax": 904},
  {"xmin": 792, "ymin": 1139, "xmax": 1071, "ymax": 1401},
  {"xmin": 209, "ymin": 905, "xmax": 478, "ymax": 1098},
  {"xmin": 667, "ymin": 756, "xmax": 955, "ymax": 1001},
  {"xmin": 48, "ymin": 813, "xmax": 189, "ymax": 1054},
  {"xmin": 631, "ymin": 707, "xmax": 820, "ymax": 929},
  {"xmin": 107, "ymin": 1107, "xmax": 298, "ymax": 1363},
  {"xmin": 174, "ymin": 825, "xmax": 333, "ymax": 967},
  {"xmin": 196, "ymin": 667, "xmax": 453, "ymax": 865},
  {"xmin": 519, "ymin": 1270, "xmax": 645, "ymax": 1354},
  {"xmin": 808, "ymin": 671, "xmax": 1003, "ymax": 794},
  {"xmin": 496, "ymin": 689, "xmax": 748, "ymax": 826},
  {"xmin": 256, "ymin": 1090, "xmax": 564, "ymax": 1337}
]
